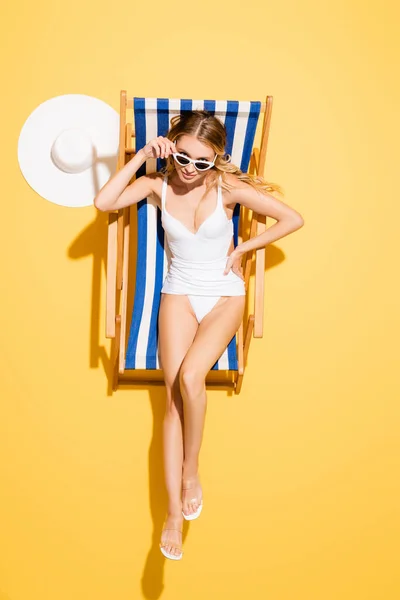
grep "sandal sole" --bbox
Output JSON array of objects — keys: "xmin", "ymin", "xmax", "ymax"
[{"xmin": 160, "ymin": 546, "xmax": 183, "ymax": 560}]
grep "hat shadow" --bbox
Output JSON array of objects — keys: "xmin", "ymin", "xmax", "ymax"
[{"xmin": 67, "ymin": 163, "xmax": 285, "ymax": 596}]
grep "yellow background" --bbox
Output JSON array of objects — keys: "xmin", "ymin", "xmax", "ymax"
[{"xmin": 1, "ymin": 0, "xmax": 399, "ymax": 598}]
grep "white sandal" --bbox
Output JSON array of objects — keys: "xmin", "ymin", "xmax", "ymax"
[
  {"xmin": 159, "ymin": 523, "xmax": 183, "ymax": 560},
  {"xmin": 182, "ymin": 478, "xmax": 203, "ymax": 521}
]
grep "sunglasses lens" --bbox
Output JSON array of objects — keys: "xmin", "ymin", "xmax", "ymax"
[
  {"xmin": 195, "ymin": 162, "xmax": 211, "ymax": 171},
  {"xmin": 174, "ymin": 154, "xmax": 190, "ymax": 166}
]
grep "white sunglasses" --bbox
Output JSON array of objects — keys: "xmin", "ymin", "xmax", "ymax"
[{"xmin": 172, "ymin": 152, "xmax": 217, "ymax": 171}]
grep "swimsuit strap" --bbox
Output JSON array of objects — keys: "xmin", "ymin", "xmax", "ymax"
[
  {"xmin": 217, "ymin": 174, "xmax": 223, "ymax": 208},
  {"xmin": 161, "ymin": 174, "xmax": 168, "ymax": 211}
]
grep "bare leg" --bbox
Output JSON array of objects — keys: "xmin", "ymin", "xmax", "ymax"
[
  {"xmin": 179, "ymin": 295, "xmax": 245, "ymax": 517},
  {"xmin": 158, "ymin": 293, "xmax": 198, "ymax": 555}
]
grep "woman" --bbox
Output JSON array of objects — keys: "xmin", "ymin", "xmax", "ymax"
[{"xmin": 94, "ymin": 110, "xmax": 304, "ymax": 560}]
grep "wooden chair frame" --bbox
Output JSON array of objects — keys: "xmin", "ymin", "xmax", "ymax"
[{"xmin": 106, "ymin": 91, "xmax": 273, "ymax": 393}]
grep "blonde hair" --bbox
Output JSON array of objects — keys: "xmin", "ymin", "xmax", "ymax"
[{"xmin": 156, "ymin": 109, "xmax": 284, "ymax": 199}]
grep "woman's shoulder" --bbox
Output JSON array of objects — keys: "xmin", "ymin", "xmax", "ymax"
[
  {"xmin": 219, "ymin": 171, "xmax": 250, "ymax": 206},
  {"xmin": 220, "ymin": 171, "xmax": 248, "ymax": 189}
]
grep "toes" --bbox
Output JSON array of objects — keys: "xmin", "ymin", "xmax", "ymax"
[
  {"xmin": 182, "ymin": 480, "xmax": 203, "ymax": 517},
  {"xmin": 160, "ymin": 523, "xmax": 182, "ymax": 558},
  {"xmin": 183, "ymin": 497, "xmax": 200, "ymax": 516}
]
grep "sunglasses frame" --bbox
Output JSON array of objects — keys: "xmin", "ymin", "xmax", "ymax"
[{"xmin": 172, "ymin": 152, "xmax": 218, "ymax": 171}]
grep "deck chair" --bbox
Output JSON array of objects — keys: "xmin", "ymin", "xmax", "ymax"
[{"xmin": 106, "ymin": 92, "xmax": 273, "ymax": 394}]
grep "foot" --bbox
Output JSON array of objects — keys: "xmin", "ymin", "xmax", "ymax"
[
  {"xmin": 159, "ymin": 514, "xmax": 183, "ymax": 560},
  {"xmin": 182, "ymin": 474, "xmax": 203, "ymax": 520}
]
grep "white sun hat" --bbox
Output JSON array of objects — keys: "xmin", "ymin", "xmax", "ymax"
[{"xmin": 18, "ymin": 94, "xmax": 120, "ymax": 208}]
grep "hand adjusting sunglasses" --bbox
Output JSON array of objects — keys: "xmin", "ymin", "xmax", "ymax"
[{"xmin": 172, "ymin": 152, "xmax": 218, "ymax": 171}]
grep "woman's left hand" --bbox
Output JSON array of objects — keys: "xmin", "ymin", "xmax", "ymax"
[{"xmin": 224, "ymin": 249, "xmax": 245, "ymax": 281}]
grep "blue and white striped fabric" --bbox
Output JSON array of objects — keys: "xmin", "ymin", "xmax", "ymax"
[{"xmin": 125, "ymin": 98, "xmax": 261, "ymax": 371}]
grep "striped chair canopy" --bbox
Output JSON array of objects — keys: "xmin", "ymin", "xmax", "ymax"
[{"xmin": 125, "ymin": 98, "xmax": 262, "ymax": 372}]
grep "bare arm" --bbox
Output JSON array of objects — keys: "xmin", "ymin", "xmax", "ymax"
[
  {"xmin": 93, "ymin": 136, "xmax": 176, "ymax": 212},
  {"xmin": 93, "ymin": 149, "xmax": 150, "ymax": 211},
  {"xmin": 223, "ymin": 174, "xmax": 304, "ymax": 274}
]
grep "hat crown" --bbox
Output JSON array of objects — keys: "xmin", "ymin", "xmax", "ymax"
[{"xmin": 50, "ymin": 128, "xmax": 96, "ymax": 174}]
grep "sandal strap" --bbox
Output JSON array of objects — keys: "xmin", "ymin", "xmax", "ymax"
[{"xmin": 160, "ymin": 529, "xmax": 183, "ymax": 551}]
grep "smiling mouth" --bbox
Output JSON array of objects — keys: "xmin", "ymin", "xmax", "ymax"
[{"xmin": 182, "ymin": 171, "xmax": 196, "ymax": 177}]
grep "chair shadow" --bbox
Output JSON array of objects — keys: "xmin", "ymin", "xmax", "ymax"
[{"xmin": 68, "ymin": 175, "xmax": 285, "ymax": 596}]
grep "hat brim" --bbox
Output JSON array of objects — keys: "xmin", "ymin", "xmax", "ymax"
[{"xmin": 18, "ymin": 94, "xmax": 120, "ymax": 208}]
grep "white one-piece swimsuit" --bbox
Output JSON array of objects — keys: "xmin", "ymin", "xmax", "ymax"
[{"xmin": 160, "ymin": 173, "xmax": 245, "ymax": 323}]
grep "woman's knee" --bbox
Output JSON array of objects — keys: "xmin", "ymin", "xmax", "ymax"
[{"xmin": 179, "ymin": 364, "xmax": 206, "ymax": 398}]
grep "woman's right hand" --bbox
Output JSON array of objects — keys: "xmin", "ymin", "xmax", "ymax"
[{"xmin": 140, "ymin": 136, "xmax": 177, "ymax": 160}]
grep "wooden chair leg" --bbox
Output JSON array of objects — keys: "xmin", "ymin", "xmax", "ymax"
[
  {"xmin": 244, "ymin": 315, "xmax": 255, "ymax": 364},
  {"xmin": 235, "ymin": 372, "xmax": 243, "ymax": 395},
  {"xmin": 235, "ymin": 314, "xmax": 255, "ymax": 394},
  {"xmin": 254, "ymin": 218, "xmax": 266, "ymax": 338},
  {"xmin": 118, "ymin": 206, "xmax": 130, "ymax": 374},
  {"xmin": 106, "ymin": 212, "xmax": 118, "ymax": 339},
  {"xmin": 112, "ymin": 315, "xmax": 121, "ymax": 391},
  {"xmin": 235, "ymin": 321, "xmax": 244, "ymax": 394},
  {"xmin": 253, "ymin": 95, "xmax": 273, "ymax": 338}
]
